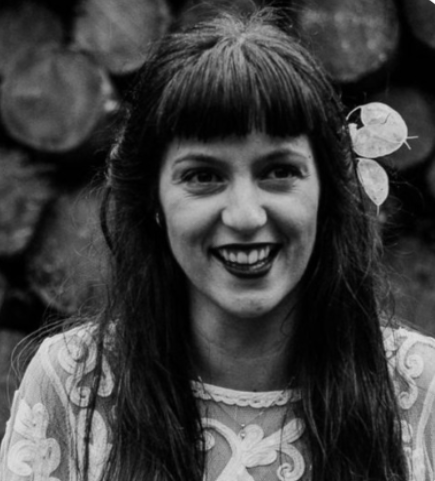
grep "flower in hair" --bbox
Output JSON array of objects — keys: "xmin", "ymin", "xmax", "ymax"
[{"xmin": 347, "ymin": 102, "xmax": 411, "ymax": 210}]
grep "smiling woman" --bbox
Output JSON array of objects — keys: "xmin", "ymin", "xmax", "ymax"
[
  {"xmin": 159, "ymin": 134, "xmax": 320, "ymax": 328},
  {"xmin": 1, "ymin": 6, "xmax": 435, "ymax": 481}
]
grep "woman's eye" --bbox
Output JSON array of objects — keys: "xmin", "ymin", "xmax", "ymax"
[
  {"xmin": 183, "ymin": 170, "xmax": 221, "ymax": 184},
  {"xmin": 180, "ymin": 169, "xmax": 224, "ymax": 194},
  {"xmin": 264, "ymin": 166, "xmax": 299, "ymax": 180},
  {"xmin": 259, "ymin": 165, "xmax": 302, "ymax": 191}
]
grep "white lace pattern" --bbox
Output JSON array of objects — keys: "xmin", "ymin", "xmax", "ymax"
[
  {"xmin": 191, "ymin": 381, "xmax": 301, "ymax": 407},
  {"xmin": 2, "ymin": 325, "xmax": 435, "ymax": 481}
]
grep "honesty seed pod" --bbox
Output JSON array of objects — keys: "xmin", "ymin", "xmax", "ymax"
[
  {"xmin": 347, "ymin": 102, "xmax": 410, "ymax": 210},
  {"xmin": 356, "ymin": 158, "xmax": 389, "ymax": 210},
  {"xmin": 347, "ymin": 102, "xmax": 409, "ymax": 158}
]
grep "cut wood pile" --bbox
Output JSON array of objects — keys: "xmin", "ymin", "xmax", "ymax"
[{"xmin": 1, "ymin": 0, "xmax": 435, "ymax": 438}]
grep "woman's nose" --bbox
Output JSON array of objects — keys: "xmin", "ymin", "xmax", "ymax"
[{"xmin": 221, "ymin": 181, "xmax": 267, "ymax": 232}]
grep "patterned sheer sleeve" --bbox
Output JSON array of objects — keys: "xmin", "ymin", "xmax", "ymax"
[
  {"xmin": 0, "ymin": 325, "xmax": 115, "ymax": 481},
  {"xmin": 385, "ymin": 327, "xmax": 435, "ymax": 481}
]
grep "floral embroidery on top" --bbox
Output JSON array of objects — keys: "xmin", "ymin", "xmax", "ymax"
[
  {"xmin": 277, "ymin": 461, "xmax": 304, "ymax": 481},
  {"xmin": 8, "ymin": 399, "xmax": 61, "ymax": 481},
  {"xmin": 391, "ymin": 329, "xmax": 435, "ymax": 410},
  {"xmin": 383, "ymin": 327, "xmax": 398, "ymax": 365},
  {"xmin": 202, "ymin": 418, "xmax": 305, "ymax": 481},
  {"xmin": 57, "ymin": 327, "xmax": 114, "ymax": 407},
  {"xmin": 4, "ymin": 325, "xmax": 435, "ymax": 481},
  {"xmin": 76, "ymin": 409, "xmax": 111, "ymax": 480}
]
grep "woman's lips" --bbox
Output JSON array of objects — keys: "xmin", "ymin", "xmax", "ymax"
[{"xmin": 212, "ymin": 243, "xmax": 280, "ymax": 278}]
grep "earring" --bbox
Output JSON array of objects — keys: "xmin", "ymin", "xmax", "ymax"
[{"xmin": 155, "ymin": 212, "xmax": 162, "ymax": 227}]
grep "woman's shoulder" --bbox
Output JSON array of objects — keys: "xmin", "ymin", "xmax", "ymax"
[
  {"xmin": 40, "ymin": 320, "xmax": 116, "ymax": 362},
  {"xmin": 41, "ymin": 321, "xmax": 101, "ymax": 349},
  {"xmin": 383, "ymin": 323, "xmax": 435, "ymax": 351},
  {"xmin": 382, "ymin": 324, "xmax": 435, "ymax": 411},
  {"xmin": 22, "ymin": 321, "xmax": 116, "ymax": 408},
  {"xmin": 1, "ymin": 322, "xmax": 115, "ymax": 480},
  {"xmin": 35, "ymin": 323, "xmax": 99, "ymax": 375}
]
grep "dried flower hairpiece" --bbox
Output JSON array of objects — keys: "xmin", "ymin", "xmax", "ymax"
[{"xmin": 346, "ymin": 102, "xmax": 412, "ymax": 212}]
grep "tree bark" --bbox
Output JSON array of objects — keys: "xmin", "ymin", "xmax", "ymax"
[
  {"xmin": 73, "ymin": 0, "xmax": 171, "ymax": 75},
  {"xmin": 27, "ymin": 187, "xmax": 108, "ymax": 316},
  {"xmin": 402, "ymin": 0, "xmax": 435, "ymax": 50},
  {"xmin": 0, "ymin": 148, "xmax": 55, "ymax": 258},
  {"xmin": 367, "ymin": 86, "xmax": 435, "ymax": 171},
  {"xmin": 295, "ymin": 0, "xmax": 400, "ymax": 84},
  {"xmin": 0, "ymin": 46, "xmax": 116, "ymax": 153},
  {"xmin": 0, "ymin": 1, "xmax": 63, "ymax": 78}
]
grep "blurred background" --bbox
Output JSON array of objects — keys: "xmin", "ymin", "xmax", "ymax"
[{"xmin": 0, "ymin": 0, "xmax": 435, "ymax": 439}]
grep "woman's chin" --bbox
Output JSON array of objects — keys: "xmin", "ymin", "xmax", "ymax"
[{"xmin": 217, "ymin": 295, "xmax": 293, "ymax": 321}]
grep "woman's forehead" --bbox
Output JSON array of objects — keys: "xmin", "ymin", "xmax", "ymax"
[{"xmin": 161, "ymin": 132, "xmax": 316, "ymax": 170}]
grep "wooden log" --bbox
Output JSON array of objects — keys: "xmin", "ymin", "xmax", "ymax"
[
  {"xmin": 384, "ymin": 235, "xmax": 435, "ymax": 337},
  {"xmin": 367, "ymin": 86, "xmax": 435, "ymax": 171},
  {"xmin": 0, "ymin": 46, "xmax": 117, "ymax": 153},
  {"xmin": 0, "ymin": 1, "xmax": 63, "ymax": 78},
  {"xmin": 402, "ymin": 0, "xmax": 435, "ymax": 50},
  {"xmin": 0, "ymin": 148, "xmax": 55, "ymax": 258},
  {"xmin": 294, "ymin": 0, "xmax": 400, "ymax": 84},
  {"xmin": 27, "ymin": 187, "xmax": 108, "ymax": 316},
  {"xmin": 73, "ymin": 0, "xmax": 171, "ymax": 75}
]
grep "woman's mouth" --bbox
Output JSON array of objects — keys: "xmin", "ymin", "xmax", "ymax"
[{"xmin": 212, "ymin": 244, "xmax": 280, "ymax": 277}]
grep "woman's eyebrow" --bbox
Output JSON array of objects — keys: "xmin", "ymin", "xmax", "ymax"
[
  {"xmin": 171, "ymin": 146, "xmax": 312, "ymax": 166},
  {"xmin": 172, "ymin": 153, "xmax": 223, "ymax": 166},
  {"xmin": 256, "ymin": 147, "xmax": 312, "ymax": 163}
]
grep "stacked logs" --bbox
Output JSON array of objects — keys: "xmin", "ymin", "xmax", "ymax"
[
  {"xmin": 1, "ymin": 0, "xmax": 435, "ymax": 439},
  {"xmin": 0, "ymin": 0, "xmax": 172, "ymax": 439}
]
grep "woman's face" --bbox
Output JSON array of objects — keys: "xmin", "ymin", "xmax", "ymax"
[{"xmin": 158, "ymin": 132, "xmax": 320, "ymax": 321}]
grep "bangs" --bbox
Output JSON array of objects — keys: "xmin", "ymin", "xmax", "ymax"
[{"xmin": 153, "ymin": 33, "xmax": 328, "ymax": 141}]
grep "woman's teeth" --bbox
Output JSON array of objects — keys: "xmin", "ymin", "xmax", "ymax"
[{"xmin": 219, "ymin": 246, "xmax": 271, "ymax": 265}]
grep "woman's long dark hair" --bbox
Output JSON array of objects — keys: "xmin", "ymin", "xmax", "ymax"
[{"xmin": 82, "ymin": 7, "xmax": 408, "ymax": 481}]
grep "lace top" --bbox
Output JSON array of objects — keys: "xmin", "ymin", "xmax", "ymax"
[{"xmin": 1, "ymin": 324, "xmax": 435, "ymax": 481}]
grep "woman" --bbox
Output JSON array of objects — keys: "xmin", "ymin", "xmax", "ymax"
[{"xmin": 1, "ymin": 7, "xmax": 434, "ymax": 481}]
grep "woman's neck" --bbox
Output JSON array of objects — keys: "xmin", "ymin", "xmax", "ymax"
[{"xmin": 190, "ymin": 300, "xmax": 296, "ymax": 392}]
